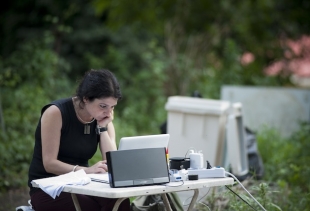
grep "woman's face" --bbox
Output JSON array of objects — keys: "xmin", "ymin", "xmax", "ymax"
[{"xmin": 84, "ymin": 97, "xmax": 118, "ymax": 121}]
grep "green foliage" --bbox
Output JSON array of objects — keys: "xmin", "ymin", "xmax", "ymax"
[
  {"xmin": 195, "ymin": 124, "xmax": 309, "ymax": 211},
  {"xmin": 199, "ymin": 181, "xmax": 282, "ymax": 211},
  {"xmin": 226, "ymin": 182, "xmax": 282, "ymax": 211},
  {"xmin": 257, "ymin": 123, "xmax": 310, "ymax": 210},
  {"xmin": 0, "ymin": 34, "xmax": 72, "ymax": 191},
  {"xmin": 0, "ymin": 5, "xmax": 309, "ymax": 211},
  {"xmin": 114, "ymin": 40, "xmax": 168, "ymax": 135},
  {"xmin": 89, "ymin": 39, "xmax": 168, "ymax": 164},
  {"xmin": 91, "ymin": 0, "xmax": 310, "ymax": 99},
  {"xmin": 84, "ymin": 29, "xmax": 168, "ymax": 136}
]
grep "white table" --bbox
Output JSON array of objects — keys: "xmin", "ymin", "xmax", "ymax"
[{"xmin": 33, "ymin": 177, "xmax": 233, "ymax": 211}]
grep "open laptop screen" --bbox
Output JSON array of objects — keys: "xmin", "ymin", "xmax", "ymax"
[{"xmin": 118, "ymin": 134, "xmax": 169, "ymax": 150}]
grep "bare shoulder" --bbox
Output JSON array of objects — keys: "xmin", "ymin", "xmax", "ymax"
[
  {"xmin": 41, "ymin": 105, "xmax": 62, "ymax": 124},
  {"xmin": 43, "ymin": 105, "xmax": 61, "ymax": 116}
]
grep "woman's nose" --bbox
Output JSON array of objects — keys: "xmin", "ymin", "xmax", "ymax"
[{"xmin": 105, "ymin": 107, "xmax": 113, "ymax": 113}]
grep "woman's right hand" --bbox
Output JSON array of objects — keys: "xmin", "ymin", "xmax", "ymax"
[{"xmin": 86, "ymin": 160, "xmax": 108, "ymax": 174}]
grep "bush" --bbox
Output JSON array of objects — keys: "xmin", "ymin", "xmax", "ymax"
[
  {"xmin": 0, "ymin": 34, "xmax": 72, "ymax": 191},
  {"xmin": 257, "ymin": 123, "xmax": 310, "ymax": 210}
]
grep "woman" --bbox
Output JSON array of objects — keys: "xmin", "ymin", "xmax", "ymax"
[{"xmin": 27, "ymin": 69, "xmax": 130, "ymax": 211}]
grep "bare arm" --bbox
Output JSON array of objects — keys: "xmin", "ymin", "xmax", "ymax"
[
  {"xmin": 99, "ymin": 122, "xmax": 117, "ymax": 160},
  {"xmin": 41, "ymin": 105, "xmax": 72, "ymax": 175},
  {"xmin": 94, "ymin": 108, "xmax": 117, "ymax": 160}
]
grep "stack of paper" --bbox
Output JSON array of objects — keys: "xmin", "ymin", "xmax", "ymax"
[{"xmin": 31, "ymin": 169, "xmax": 91, "ymax": 199}]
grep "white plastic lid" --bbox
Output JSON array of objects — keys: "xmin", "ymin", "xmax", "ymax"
[{"xmin": 165, "ymin": 96, "xmax": 230, "ymax": 115}]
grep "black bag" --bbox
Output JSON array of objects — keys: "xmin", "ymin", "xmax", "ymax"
[
  {"xmin": 131, "ymin": 193, "xmax": 183, "ymax": 211},
  {"xmin": 245, "ymin": 127, "xmax": 264, "ymax": 180},
  {"xmin": 235, "ymin": 127, "xmax": 264, "ymax": 181}
]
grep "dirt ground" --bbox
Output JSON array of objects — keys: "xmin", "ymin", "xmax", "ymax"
[{"xmin": 0, "ymin": 187, "xmax": 30, "ymax": 211}]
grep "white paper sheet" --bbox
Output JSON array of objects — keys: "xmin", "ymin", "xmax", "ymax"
[{"xmin": 31, "ymin": 169, "xmax": 91, "ymax": 199}]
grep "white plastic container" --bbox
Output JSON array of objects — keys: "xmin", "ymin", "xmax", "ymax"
[
  {"xmin": 189, "ymin": 150, "xmax": 204, "ymax": 169},
  {"xmin": 165, "ymin": 96, "xmax": 230, "ymax": 167},
  {"xmin": 226, "ymin": 103, "xmax": 249, "ymax": 176}
]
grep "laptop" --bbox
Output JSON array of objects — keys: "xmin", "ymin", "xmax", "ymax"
[
  {"xmin": 118, "ymin": 134, "xmax": 170, "ymax": 150},
  {"xmin": 106, "ymin": 147, "xmax": 170, "ymax": 188}
]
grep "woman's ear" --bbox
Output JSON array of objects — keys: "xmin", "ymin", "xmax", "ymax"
[{"xmin": 83, "ymin": 97, "xmax": 89, "ymax": 104}]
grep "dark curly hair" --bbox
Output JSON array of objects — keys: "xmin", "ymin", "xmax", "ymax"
[{"xmin": 75, "ymin": 69, "xmax": 122, "ymax": 104}]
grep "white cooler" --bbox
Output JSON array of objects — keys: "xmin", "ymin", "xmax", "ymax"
[{"xmin": 165, "ymin": 96, "xmax": 230, "ymax": 167}]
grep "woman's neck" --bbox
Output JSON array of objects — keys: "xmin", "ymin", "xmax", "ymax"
[{"xmin": 72, "ymin": 97, "xmax": 94, "ymax": 123}]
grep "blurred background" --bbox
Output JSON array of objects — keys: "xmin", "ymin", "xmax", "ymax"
[{"xmin": 0, "ymin": 0, "xmax": 309, "ymax": 210}]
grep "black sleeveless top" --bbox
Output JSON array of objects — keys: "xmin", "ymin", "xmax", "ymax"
[{"xmin": 28, "ymin": 98, "xmax": 99, "ymax": 195}]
